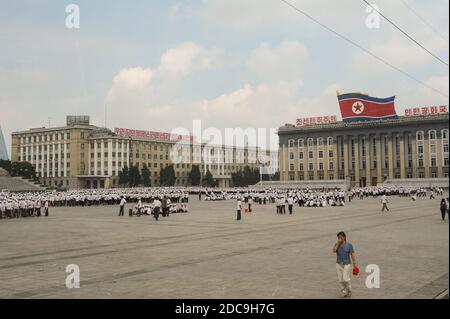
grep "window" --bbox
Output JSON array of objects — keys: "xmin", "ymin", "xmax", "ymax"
[
  {"xmin": 318, "ymin": 151, "xmax": 323, "ymax": 158},
  {"xmin": 309, "ymin": 163, "xmax": 314, "ymax": 170},
  {"xmin": 298, "ymin": 139, "xmax": 304, "ymax": 147},
  {"xmin": 416, "ymin": 131, "xmax": 424, "ymax": 141},
  {"xmin": 317, "ymin": 138, "xmax": 324, "ymax": 147},
  {"xmin": 431, "ymin": 157, "xmax": 437, "ymax": 167},
  {"xmin": 418, "ymin": 158, "xmax": 424, "ymax": 168},
  {"xmin": 307, "ymin": 138, "xmax": 314, "ymax": 147},
  {"xmin": 309, "ymin": 151, "xmax": 313, "ymax": 159},
  {"xmin": 442, "ymin": 129, "xmax": 449, "ymax": 140},
  {"xmin": 289, "ymin": 152, "xmax": 294, "ymax": 160},
  {"xmin": 429, "ymin": 130, "xmax": 437, "ymax": 140},
  {"xmin": 289, "ymin": 140, "xmax": 295, "ymax": 148},
  {"xmin": 327, "ymin": 137, "xmax": 333, "ymax": 146},
  {"xmin": 299, "ymin": 152, "xmax": 304, "ymax": 160}
]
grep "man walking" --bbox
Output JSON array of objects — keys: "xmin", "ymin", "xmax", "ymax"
[
  {"xmin": 236, "ymin": 198, "xmax": 242, "ymax": 221},
  {"xmin": 153, "ymin": 198, "xmax": 161, "ymax": 221},
  {"xmin": 287, "ymin": 196, "xmax": 294, "ymax": 215},
  {"xmin": 332, "ymin": 231, "xmax": 357, "ymax": 298},
  {"xmin": 118, "ymin": 196, "xmax": 126, "ymax": 216},
  {"xmin": 381, "ymin": 194, "xmax": 389, "ymax": 212}
]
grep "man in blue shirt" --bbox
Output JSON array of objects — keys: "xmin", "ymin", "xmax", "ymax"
[{"xmin": 332, "ymin": 231, "xmax": 357, "ymax": 298}]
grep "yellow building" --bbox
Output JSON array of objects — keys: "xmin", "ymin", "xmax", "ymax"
[
  {"xmin": 11, "ymin": 116, "xmax": 278, "ymax": 188},
  {"xmin": 278, "ymin": 114, "xmax": 449, "ymax": 187}
]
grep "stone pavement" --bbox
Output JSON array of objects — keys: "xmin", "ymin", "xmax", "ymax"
[{"xmin": 0, "ymin": 194, "xmax": 448, "ymax": 299}]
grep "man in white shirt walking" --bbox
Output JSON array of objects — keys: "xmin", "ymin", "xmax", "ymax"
[
  {"xmin": 381, "ymin": 194, "xmax": 389, "ymax": 212},
  {"xmin": 118, "ymin": 196, "xmax": 126, "ymax": 216},
  {"xmin": 236, "ymin": 198, "xmax": 242, "ymax": 221}
]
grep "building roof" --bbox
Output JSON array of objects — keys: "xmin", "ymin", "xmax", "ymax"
[{"xmin": 278, "ymin": 114, "xmax": 449, "ymax": 135}]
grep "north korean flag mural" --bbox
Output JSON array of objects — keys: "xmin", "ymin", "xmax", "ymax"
[{"xmin": 337, "ymin": 93, "xmax": 398, "ymax": 122}]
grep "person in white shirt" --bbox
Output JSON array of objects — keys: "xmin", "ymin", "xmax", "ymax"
[
  {"xmin": 118, "ymin": 196, "xmax": 126, "ymax": 216},
  {"xmin": 236, "ymin": 198, "xmax": 242, "ymax": 221},
  {"xmin": 381, "ymin": 195, "xmax": 389, "ymax": 212},
  {"xmin": 44, "ymin": 200, "xmax": 49, "ymax": 216},
  {"xmin": 153, "ymin": 199, "xmax": 161, "ymax": 221},
  {"xmin": 287, "ymin": 196, "xmax": 294, "ymax": 215}
]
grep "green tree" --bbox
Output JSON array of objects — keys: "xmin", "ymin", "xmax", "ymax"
[
  {"xmin": 188, "ymin": 165, "xmax": 201, "ymax": 186},
  {"xmin": 160, "ymin": 165, "xmax": 176, "ymax": 186},
  {"xmin": 272, "ymin": 171, "xmax": 280, "ymax": 181},
  {"xmin": 202, "ymin": 169, "xmax": 216, "ymax": 187},
  {"xmin": 119, "ymin": 166, "xmax": 130, "ymax": 186},
  {"xmin": 141, "ymin": 164, "xmax": 151, "ymax": 187},
  {"xmin": 129, "ymin": 165, "xmax": 142, "ymax": 187}
]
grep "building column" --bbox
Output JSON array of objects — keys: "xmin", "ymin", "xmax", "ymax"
[
  {"xmin": 343, "ymin": 136, "xmax": 349, "ymax": 179},
  {"xmin": 63, "ymin": 142, "xmax": 67, "ymax": 177},
  {"xmin": 281, "ymin": 144, "xmax": 286, "ymax": 181},
  {"xmin": 423, "ymin": 135, "xmax": 430, "ymax": 178},
  {"xmin": 387, "ymin": 134, "xmax": 394, "ymax": 179},
  {"xmin": 108, "ymin": 140, "xmax": 113, "ymax": 176},
  {"xmin": 376, "ymin": 135, "xmax": 382, "ymax": 182},
  {"xmin": 365, "ymin": 135, "xmax": 371, "ymax": 185},
  {"xmin": 333, "ymin": 139, "xmax": 339, "ymax": 179},
  {"xmin": 94, "ymin": 141, "xmax": 98, "ymax": 175},
  {"xmin": 399, "ymin": 134, "xmax": 406, "ymax": 179},
  {"xmin": 437, "ymin": 133, "xmax": 443, "ymax": 177},
  {"xmin": 52, "ymin": 141, "xmax": 56, "ymax": 178},
  {"xmin": 354, "ymin": 136, "xmax": 360, "ymax": 186}
]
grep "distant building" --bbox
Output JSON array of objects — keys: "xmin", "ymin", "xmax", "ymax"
[
  {"xmin": 0, "ymin": 125, "xmax": 8, "ymax": 160},
  {"xmin": 11, "ymin": 116, "xmax": 278, "ymax": 188},
  {"xmin": 278, "ymin": 114, "xmax": 449, "ymax": 187}
]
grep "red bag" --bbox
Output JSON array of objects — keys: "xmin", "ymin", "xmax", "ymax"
[{"xmin": 352, "ymin": 265, "xmax": 360, "ymax": 276}]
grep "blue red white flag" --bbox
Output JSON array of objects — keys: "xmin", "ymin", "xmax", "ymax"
[{"xmin": 337, "ymin": 93, "xmax": 398, "ymax": 122}]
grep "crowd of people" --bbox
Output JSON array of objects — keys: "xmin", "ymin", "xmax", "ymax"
[{"xmin": 0, "ymin": 185, "xmax": 448, "ymax": 220}]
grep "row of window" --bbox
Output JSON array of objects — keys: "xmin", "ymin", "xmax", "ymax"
[
  {"xmin": 19, "ymin": 132, "xmax": 71, "ymax": 144},
  {"xmin": 288, "ymin": 137, "xmax": 334, "ymax": 148},
  {"xmin": 287, "ymin": 130, "xmax": 449, "ymax": 148}
]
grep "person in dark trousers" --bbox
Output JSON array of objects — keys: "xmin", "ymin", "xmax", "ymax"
[
  {"xmin": 153, "ymin": 198, "xmax": 161, "ymax": 221},
  {"xmin": 161, "ymin": 196, "xmax": 168, "ymax": 217},
  {"xmin": 287, "ymin": 196, "xmax": 294, "ymax": 215},
  {"xmin": 381, "ymin": 194, "xmax": 389, "ymax": 212},
  {"xmin": 198, "ymin": 191, "xmax": 202, "ymax": 201},
  {"xmin": 440, "ymin": 198, "xmax": 447, "ymax": 221},
  {"xmin": 118, "ymin": 196, "xmax": 126, "ymax": 216},
  {"xmin": 236, "ymin": 198, "xmax": 242, "ymax": 221},
  {"xmin": 44, "ymin": 200, "xmax": 49, "ymax": 217}
]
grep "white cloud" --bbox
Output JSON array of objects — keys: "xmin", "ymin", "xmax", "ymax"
[
  {"xmin": 111, "ymin": 67, "xmax": 153, "ymax": 90},
  {"xmin": 247, "ymin": 41, "xmax": 308, "ymax": 81},
  {"xmin": 158, "ymin": 42, "xmax": 223, "ymax": 77},
  {"xmin": 107, "ymin": 42, "xmax": 222, "ymax": 105}
]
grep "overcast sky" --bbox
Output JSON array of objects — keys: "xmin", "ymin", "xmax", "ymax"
[{"xmin": 0, "ymin": 0, "xmax": 448, "ymax": 155}]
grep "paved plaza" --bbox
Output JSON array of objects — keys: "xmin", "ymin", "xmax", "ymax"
[{"xmin": 0, "ymin": 194, "xmax": 448, "ymax": 299}]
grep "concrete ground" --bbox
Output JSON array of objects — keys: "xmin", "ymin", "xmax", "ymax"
[{"xmin": 0, "ymin": 194, "xmax": 448, "ymax": 299}]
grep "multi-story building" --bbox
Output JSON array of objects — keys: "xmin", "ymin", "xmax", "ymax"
[
  {"xmin": 278, "ymin": 114, "xmax": 449, "ymax": 187},
  {"xmin": 11, "ymin": 116, "xmax": 278, "ymax": 188}
]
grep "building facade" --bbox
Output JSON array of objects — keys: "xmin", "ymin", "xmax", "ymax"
[
  {"xmin": 11, "ymin": 116, "xmax": 278, "ymax": 189},
  {"xmin": 278, "ymin": 114, "xmax": 449, "ymax": 187}
]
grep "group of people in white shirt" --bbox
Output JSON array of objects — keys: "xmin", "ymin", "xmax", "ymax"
[{"xmin": 0, "ymin": 192, "xmax": 49, "ymax": 219}]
